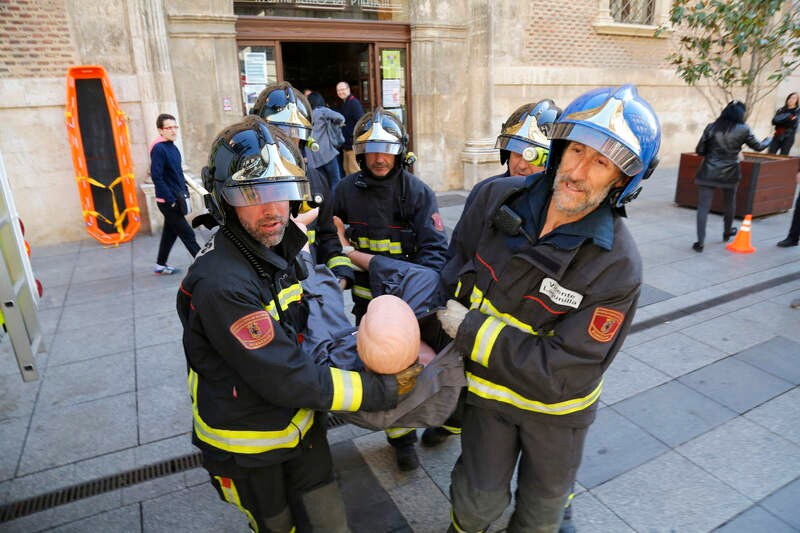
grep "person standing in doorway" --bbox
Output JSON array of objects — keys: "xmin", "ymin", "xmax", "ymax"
[
  {"xmin": 150, "ymin": 113, "xmax": 200, "ymax": 274},
  {"xmin": 307, "ymin": 91, "xmax": 346, "ymax": 190},
  {"xmin": 336, "ymin": 81, "xmax": 364, "ymax": 176}
]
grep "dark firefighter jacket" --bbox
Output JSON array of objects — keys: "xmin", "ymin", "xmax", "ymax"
[
  {"xmin": 305, "ymin": 166, "xmax": 354, "ymax": 285},
  {"xmin": 332, "ymin": 167, "xmax": 448, "ymax": 315},
  {"xmin": 177, "ymin": 220, "xmax": 397, "ymax": 467},
  {"xmin": 442, "ymin": 172, "xmax": 642, "ymax": 428}
]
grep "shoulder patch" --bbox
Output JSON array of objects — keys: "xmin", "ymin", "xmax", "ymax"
[
  {"xmin": 230, "ymin": 310, "xmax": 274, "ymax": 350},
  {"xmin": 432, "ymin": 212, "xmax": 444, "ymax": 232},
  {"xmin": 588, "ymin": 307, "xmax": 624, "ymax": 343}
]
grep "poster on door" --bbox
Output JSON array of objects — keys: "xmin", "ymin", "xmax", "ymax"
[
  {"xmin": 381, "ymin": 50, "xmax": 402, "ymax": 79},
  {"xmin": 382, "ymin": 79, "xmax": 401, "ymax": 108}
]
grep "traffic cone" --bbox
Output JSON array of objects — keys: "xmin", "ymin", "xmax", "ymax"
[{"xmin": 726, "ymin": 214, "xmax": 756, "ymax": 254}]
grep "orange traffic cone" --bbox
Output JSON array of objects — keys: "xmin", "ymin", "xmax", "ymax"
[{"xmin": 726, "ymin": 214, "xmax": 756, "ymax": 254}]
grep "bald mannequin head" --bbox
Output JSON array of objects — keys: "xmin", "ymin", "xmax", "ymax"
[{"xmin": 357, "ymin": 295, "xmax": 420, "ymax": 374}]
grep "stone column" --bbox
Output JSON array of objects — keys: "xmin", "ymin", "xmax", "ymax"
[
  {"xmin": 409, "ymin": 1, "xmax": 469, "ymax": 191},
  {"xmin": 164, "ymin": 0, "xmax": 242, "ymax": 173},
  {"xmin": 460, "ymin": 0, "xmax": 498, "ymax": 190},
  {"xmin": 128, "ymin": 0, "xmax": 179, "ymax": 146}
]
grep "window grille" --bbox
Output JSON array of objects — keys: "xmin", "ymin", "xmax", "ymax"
[{"xmin": 610, "ymin": 0, "xmax": 655, "ymax": 25}]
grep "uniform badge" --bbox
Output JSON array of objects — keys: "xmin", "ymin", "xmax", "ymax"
[
  {"xmin": 230, "ymin": 310, "xmax": 274, "ymax": 349},
  {"xmin": 588, "ymin": 307, "xmax": 624, "ymax": 343},
  {"xmin": 432, "ymin": 212, "xmax": 444, "ymax": 232}
]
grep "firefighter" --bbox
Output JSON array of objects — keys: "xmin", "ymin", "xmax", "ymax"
[
  {"xmin": 251, "ymin": 81, "xmax": 354, "ymax": 290},
  {"xmin": 439, "ymin": 85, "xmax": 661, "ymax": 533},
  {"xmin": 331, "ymin": 107, "xmax": 449, "ymax": 471},
  {"xmin": 424, "ymin": 99, "xmax": 564, "ymax": 450},
  {"xmin": 178, "ymin": 116, "xmax": 420, "ymax": 532}
]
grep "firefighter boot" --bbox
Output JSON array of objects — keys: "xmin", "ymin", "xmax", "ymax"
[
  {"xmin": 421, "ymin": 427, "xmax": 455, "ymax": 447},
  {"xmin": 395, "ymin": 442, "xmax": 420, "ymax": 471}
]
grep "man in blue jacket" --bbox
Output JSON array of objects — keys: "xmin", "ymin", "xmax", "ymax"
[{"xmin": 150, "ymin": 113, "xmax": 200, "ymax": 274}]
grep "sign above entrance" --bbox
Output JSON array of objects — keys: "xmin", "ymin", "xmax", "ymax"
[{"xmin": 234, "ymin": 0, "xmax": 409, "ymax": 21}]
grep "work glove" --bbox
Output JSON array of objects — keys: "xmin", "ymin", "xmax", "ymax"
[
  {"xmin": 393, "ymin": 362, "xmax": 423, "ymax": 397},
  {"xmin": 437, "ymin": 299, "xmax": 469, "ymax": 339}
]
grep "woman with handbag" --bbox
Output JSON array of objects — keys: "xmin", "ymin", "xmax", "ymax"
[
  {"xmin": 692, "ymin": 101, "xmax": 770, "ymax": 252},
  {"xmin": 306, "ymin": 92, "xmax": 346, "ymax": 190},
  {"xmin": 150, "ymin": 113, "xmax": 200, "ymax": 274},
  {"xmin": 768, "ymin": 92, "xmax": 798, "ymax": 156}
]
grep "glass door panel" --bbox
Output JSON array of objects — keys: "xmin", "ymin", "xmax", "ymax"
[
  {"xmin": 238, "ymin": 44, "xmax": 279, "ymax": 114},
  {"xmin": 377, "ymin": 46, "xmax": 407, "ymax": 130}
]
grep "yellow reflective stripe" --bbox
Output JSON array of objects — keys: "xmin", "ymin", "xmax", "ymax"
[
  {"xmin": 307, "ymin": 229, "xmax": 316, "ymax": 244},
  {"xmin": 262, "ymin": 283, "xmax": 304, "ymax": 321},
  {"xmin": 466, "ymin": 372, "xmax": 603, "ymax": 415},
  {"xmin": 327, "ymin": 255, "xmax": 353, "ymax": 270},
  {"xmin": 329, "ymin": 367, "xmax": 364, "ymax": 411},
  {"xmin": 386, "ymin": 427, "xmax": 415, "ymax": 439},
  {"xmin": 469, "ymin": 286, "xmax": 536, "ymax": 335},
  {"xmin": 214, "ymin": 476, "xmax": 258, "ymax": 531},
  {"xmin": 471, "ymin": 316, "xmax": 506, "ymax": 367},
  {"xmin": 278, "ymin": 283, "xmax": 303, "ymax": 309},
  {"xmin": 442, "ymin": 425, "xmax": 462, "ymax": 435},
  {"xmin": 355, "ymin": 237, "xmax": 403, "ymax": 255},
  {"xmin": 455, "ymin": 280, "xmax": 463, "ymax": 298},
  {"xmin": 450, "ymin": 510, "xmax": 481, "ymax": 533},
  {"xmin": 189, "ymin": 369, "xmax": 314, "ymax": 453},
  {"xmin": 352, "ymin": 284, "xmax": 373, "ymax": 300},
  {"xmin": 264, "ymin": 302, "xmax": 280, "ymax": 321}
]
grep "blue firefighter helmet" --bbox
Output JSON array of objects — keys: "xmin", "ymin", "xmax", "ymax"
[
  {"xmin": 251, "ymin": 82, "xmax": 313, "ymax": 142},
  {"xmin": 546, "ymin": 85, "xmax": 660, "ymax": 207},
  {"xmin": 202, "ymin": 116, "xmax": 309, "ymax": 225},
  {"xmin": 495, "ymin": 99, "xmax": 562, "ymax": 167}
]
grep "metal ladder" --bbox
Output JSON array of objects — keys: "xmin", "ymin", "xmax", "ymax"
[{"xmin": 0, "ymin": 151, "xmax": 43, "ymax": 382}]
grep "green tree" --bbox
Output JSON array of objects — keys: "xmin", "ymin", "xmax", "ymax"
[{"xmin": 661, "ymin": 0, "xmax": 800, "ymax": 119}]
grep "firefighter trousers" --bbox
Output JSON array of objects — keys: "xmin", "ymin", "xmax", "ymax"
[
  {"xmin": 206, "ymin": 415, "xmax": 349, "ymax": 532},
  {"xmin": 449, "ymin": 404, "xmax": 588, "ymax": 533}
]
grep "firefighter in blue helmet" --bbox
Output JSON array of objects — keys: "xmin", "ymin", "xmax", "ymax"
[
  {"xmin": 179, "ymin": 116, "xmax": 420, "ymax": 532},
  {"xmin": 440, "ymin": 85, "xmax": 660, "ymax": 533},
  {"xmin": 447, "ymin": 99, "xmax": 563, "ymax": 260},
  {"xmin": 251, "ymin": 81, "xmax": 355, "ymax": 290},
  {"xmin": 332, "ymin": 107, "xmax": 449, "ymax": 471}
]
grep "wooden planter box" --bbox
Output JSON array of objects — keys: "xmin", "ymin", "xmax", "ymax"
[{"xmin": 674, "ymin": 152, "xmax": 799, "ymax": 218}]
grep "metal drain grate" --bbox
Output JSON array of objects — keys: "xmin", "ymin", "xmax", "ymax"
[
  {"xmin": 0, "ymin": 452, "xmax": 203, "ymax": 523},
  {"xmin": 0, "ymin": 415, "xmax": 353, "ymax": 522}
]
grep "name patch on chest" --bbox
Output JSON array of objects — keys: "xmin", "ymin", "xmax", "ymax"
[
  {"xmin": 230, "ymin": 310, "xmax": 274, "ymax": 350},
  {"xmin": 539, "ymin": 278, "xmax": 583, "ymax": 309}
]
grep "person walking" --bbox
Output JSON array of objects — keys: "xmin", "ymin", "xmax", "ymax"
[
  {"xmin": 306, "ymin": 91, "xmax": 346, "ymax": 190},
  {"xmin": 768, "ymin": 92, "xmax": 798, "ymax": 155},
  {"xmin": 181, "ymin": 116, "xmax": 419, "ymax": 532},
  {"xmin": 150, "ymin": 113, "xmax": 200, "ymax": 274},
  {"xmin": 336, "ymin": 81, "xmax": 364, "ymax": 176},
  {"xmin": 438, "ymin": 85, "xmax": 661, "ymax": 533},
  {"xmin": 692, "ymin": 100, "xmax": 770, "ymax": 252}
]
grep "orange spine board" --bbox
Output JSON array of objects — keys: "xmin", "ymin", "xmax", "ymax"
[{"xmin": 65, "ymin": 65, "xmax": 140, "ymax": 245}]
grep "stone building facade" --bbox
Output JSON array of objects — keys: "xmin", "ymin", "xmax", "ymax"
[{"xmin": 0, "ymin": 0, "xmax": 796, "ymax": 244}]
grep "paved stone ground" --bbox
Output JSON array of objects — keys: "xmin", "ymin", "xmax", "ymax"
[{"xmin": 1, "ymin": 167, "xmax": 799, "ymax": 532}]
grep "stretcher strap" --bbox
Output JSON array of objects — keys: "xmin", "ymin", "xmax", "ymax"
[{"xmin": 76, "ymin": 173, "xmax": 137, "ymax": 244}]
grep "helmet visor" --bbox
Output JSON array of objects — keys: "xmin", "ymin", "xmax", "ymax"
[
  {"xmin": 495, "ymin": 135, "xmax": 548, "ymax": 154},
  {"xmin": 222, "ymin": 180, "xmax": 310, "ymax": 207},
  {"xmin": 353, "ymin": 141, "xmax": 403, "ymax": 155},
  {"xmin": 550, "ymin": 122, "xmax": 642, "ymax": 176}
]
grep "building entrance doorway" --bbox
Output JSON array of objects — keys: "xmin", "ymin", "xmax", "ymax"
[
  {"xmin": 236, "ymin": 17, "xmax": 411, "ymax": 138},
  {"xmin": 281, "ymin": 42, "xmax": 370, "ymax": 112}
]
